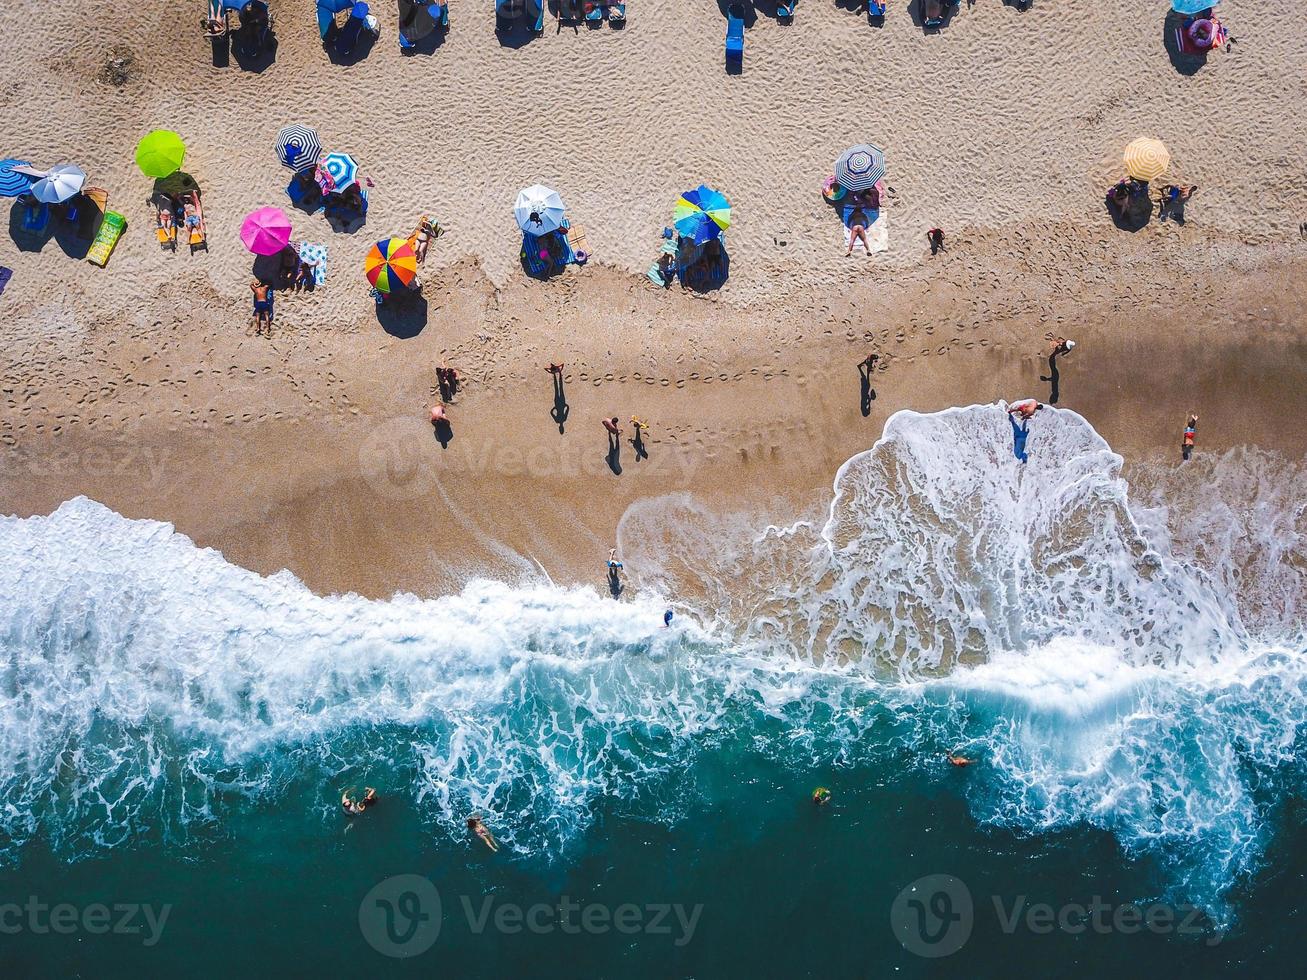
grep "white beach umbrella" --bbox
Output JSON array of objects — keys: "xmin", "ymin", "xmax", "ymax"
[
  {"xmin": 514, "ymin": 184, "xmax": 565, "ymax": 234},
  {"xmin": 30, "ymin": 163, "xmax": 86, "ymax": 203}
]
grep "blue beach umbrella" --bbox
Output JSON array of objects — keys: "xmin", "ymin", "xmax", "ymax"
[
  {"xmin": 835, "ymin": 144, "xmax": 887, "ymax": 192},
  {"xmin": 1171, "ymin": 0, "xmax": 1218, "ymax": 14},
  {"xmin": 276, "ymin": 124, "xmax": 322, "ymax": 172},
  {"xmin": 0, "ymin": 158, "xmax": 37, "ymax": 198},
  {"xmin": 317, "ymin": 0, "xmax": 354, "ymax": 38},
  {"xmin": 673, "ymin": 185, "xmax": 731, "ymax": 244},
  {"xmin": 316, "ymin": 151, "xmax": 359, "ymax": 194},
  {"xmin": 30, "ymin": 163, "xmax": 86, "ymax": 204}
]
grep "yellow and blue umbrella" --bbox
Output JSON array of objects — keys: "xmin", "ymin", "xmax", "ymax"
[
  {"xmin": 364, "ymin": 237, "xmax": 418, "ymax": 294},
  {"xmin": 674, "ymin": 185, "xmax": 731, "ymax": 244}
]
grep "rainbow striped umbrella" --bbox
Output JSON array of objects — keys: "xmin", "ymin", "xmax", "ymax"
[
  {"xmin": 673, "ymin": 185, "xmax": 731, "ymax": 244},
  {"xmin": 1123, "ymin": 138, "xmax": 1170, "ymax": 182},
  {"xmin": 364, "ymin": 237, "xmax": 418, "ymax": 294}
]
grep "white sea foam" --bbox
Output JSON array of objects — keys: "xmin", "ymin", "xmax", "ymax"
[{"xmin": 0, "ymin": 405, "xmax": 1302, "ymax": 926}]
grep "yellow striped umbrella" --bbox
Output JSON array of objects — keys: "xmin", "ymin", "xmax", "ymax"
[
  {"xmin": 364, "ymin": 237, "xmax": 418, "ymax": 294},
  {"xmin": 1122, "ymin": 138, "xmax": 1170, "ymax": 182}
]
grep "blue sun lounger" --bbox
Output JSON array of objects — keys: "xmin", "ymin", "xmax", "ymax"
[
  {"xmin": 778, "ymin": 1, "xmax": 797, "ymax": 22},
  {"xmin": 868, "ymin": 0, "xmax": 886, "ymax": 17},
  {"xmin": 335, "ymin": 1, "xmax": 368, "ymax": 55},
  {"xmin": 22, "ymin": 199, "xmax": 50, "ymax": 235},
  {"xmin": 726, "ymin": 5, "xmax": 744, "ymax": 72}
]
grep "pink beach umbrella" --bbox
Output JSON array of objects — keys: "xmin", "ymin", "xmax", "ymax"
[{"xmin": 240, "ymin": 206, "xmax": 293, "ymax": 255}]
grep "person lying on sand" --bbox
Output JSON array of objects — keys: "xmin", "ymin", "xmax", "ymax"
[
  {"xmin": 1008, "ymin": 398, "xmax": 1042, "ymax": 420},
  {"xmin": 429, "ymin": 403, "xmax": 449, "ymax": 425},
  {"xmin": 468, "ymin": 815, "xmax": 499, "ymax": 852},
  {"xmin": 846, "ymin": 210, "xmax": 871, "ymax": 256}
]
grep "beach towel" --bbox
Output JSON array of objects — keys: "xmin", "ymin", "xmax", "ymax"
[
  {"xmin": 843, "ymin": 206, "xmax": 888, "ymax": 254},
  {"xmin": 0, "ymin": 267, "xmax": 11, "ymax": 298},
  {"xmin": 298, "ymin": 242, "xmax": 329, "ymax": 286}
]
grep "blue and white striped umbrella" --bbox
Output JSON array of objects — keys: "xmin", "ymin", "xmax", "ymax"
[
  {"xmin": 1172, "ymin": 0, "xmax": 1218, "ymax": 14},
  {"xmin": 276, "ymin": 124, "xmax": 322, "ymax": 172},
  {"xmin": 0, "ymin": 158, "xmax": 37, "ymax": 198},
  {"xmin": 835, "ymin": 144, "xmax": 886, "ymax": 192},
  {"xmin": 316, "ymin": 151, "xmax": 359, "ymax": 194},
  {"xmin": 30, "ymin": 163, "xmax": 86, "ymax": 204}
]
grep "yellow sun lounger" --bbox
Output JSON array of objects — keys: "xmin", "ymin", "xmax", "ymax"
[{"xmin": 87, "ymin": 211, "xmax": 126, "ymax": 267}]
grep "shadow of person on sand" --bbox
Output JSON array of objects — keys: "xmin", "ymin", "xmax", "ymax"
[
  {"xmin": 857, "ymin": 359, "xmax": 877, "ymax": 418},
  {"xmin": 1106, "ymin": 187, "xmax": 1153, "ymax": 233},
  {"xmin": 549, "ymin": 370, "xmax": 569, "ymax": 434},
  {"xmin": 630, "ymin": 427, "xmax": 649, "ymax": 462},
  {"xmin": 1039, "ymin": 354, "xmax": 1061, "ymax": 405},
  {"xmin": 377, "ymin": 291, "xmax": 429, "ymax": 338},
  {"xmin": 607, "ymin": 565, "xmax": 624, "ymax": 598},
  {"xmin": 433, "ymin": 418, "xmax": 453, "ymax": 449},
  {"xmin": 606, "ymin": 426, "xmax": 623, "ymax": 476}
]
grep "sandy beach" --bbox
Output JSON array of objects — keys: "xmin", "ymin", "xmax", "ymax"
[{"xmin": 2, "ymin": 0, "xmax": 1305, "ymax": 597}]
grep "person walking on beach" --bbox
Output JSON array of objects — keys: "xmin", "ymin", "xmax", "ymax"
[
  {"xmin": 468, "ymin": 815, "xmax": 499, "ymax": 852},
  {"xmin": 250, "ymin": 279, "xmax": 273, "ymax": 336},
  {"xmin": 436, "ymin": 361, "xmax": 460, "ymax": 401},
  {"xmin": 1182, "ymin": 413, "xmax": 1198, "ymax": 461},
  {"xmin": 630, "ymin": 416, "xmax": 649, "ymax": 460},
  {"xmin": 430, "ymin": 403, "xmax": 449, "ymax": 425},
  {"xmin": 1039, "ymin": 336, "xmax": 1075, "ymax": 404},
  {"xmin": 926, "ymin": 228, "xmax": 945, "ymax": 255},
  {"xmin": 1008, "ymin": 398, "xmax": 1042, "ymax": 421}
]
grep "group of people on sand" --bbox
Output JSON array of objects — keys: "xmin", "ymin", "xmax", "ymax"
[
  {"xmin": 428, "ymin": 361, "xmax": 461, "ymax": 427},
  {"xmin": 341, "ymin": 786, "xmax": 501, "ymax": 852},
  {"xmin": 1107, "ymin": 178, "xmax": 1197, "ymax": 223}
]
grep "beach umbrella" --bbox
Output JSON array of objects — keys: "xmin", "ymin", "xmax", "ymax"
[
  {"xmin": 136, "ymin": 130, "xmax": 186, "ymax": 178},
  {"xmin": 240, "ymin": 206, "xmax": 293, "ymax": 255},
  {"xmin": 30, "ymin": 163, "xmax": 86, "ymax": 204},
  {"xmin": 514, "ymin": 185, "xmax": 566, "ymax": 234},
  {"xmin": 364, "ymin": 237, "xmax": 418, "ymax": 294},
  {"xmin": 275, "ymin": 124, "xmax": 322, "ymax": 172},
  {"xmin": 673, "ymin": 185, "xmax": 731, "ymax": 244},
  {"xmin": 317, "ymin": 0, "xmax": 354, "ymax": 38},
  {"xmin": 0, "ymin": 158, "xmax": 38, "ymax": 198},
  {"xmin": 316, "ymin": 151, "xmax": 359, "ymax": 194},
  {"xmin": 835, "ymin": 144, "xmax": 887, "ymax": 192},
  {"xmin": 1123, "ymin": 137, "xmax": 1170, "ymax": 181},
  {"xmin": 1171, "ymin": 0, "xmax": 1218, "ymax": 14}
]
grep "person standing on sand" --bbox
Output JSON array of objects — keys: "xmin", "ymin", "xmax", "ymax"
[
  {"xmin": 430, "ymin": 403, "xmax": 449, "ymax": 425},
  {"xmin": 857, "ymin": 353, "xmax": 879, "ymax": 374},
  {"xmin": 926, "ymin": 228, "xmax": 945, "ymax": 255},
  {"xmin": 250, "ymin": 280, "xmax": 273, "ymax": 337},
  {"xmin": 1182, "ymin": 413, "xmax": 1198, "ymax": 461}
]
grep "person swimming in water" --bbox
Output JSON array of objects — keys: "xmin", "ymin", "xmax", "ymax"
[
  {"xmin": 342, "ymin": 787, "xmax": 377, "ymax": 815},
  {"xmin": 812, "ymin": 787, "xmax": 832, "ymax": 805},
  {"xmin": 947, "ymin": 751, "xmax": 973, "ymax": 768},
  {"xmin": 468, "ymin": 815, "xmax": 499, "ymax": 852}
]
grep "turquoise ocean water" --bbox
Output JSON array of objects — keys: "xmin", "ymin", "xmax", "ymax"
[{"xmin": 1, "ymin": 406, "xmax": 1303, "ymax": 976}]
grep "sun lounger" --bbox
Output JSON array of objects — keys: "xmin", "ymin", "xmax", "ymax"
[
  {"xmin": 87, "ymin": 211, "xmax": 126, "ymax": 267},
  {"xmin": 726, "ymin": 5, "xmax": 745, "ymax": 72},
  {"xmin": 609, "ymin": 3, "xmax": 625, "ymax": 25},
  {"xmin": 868, "ymin": 0, "xmax": 886, "ymax": 17},
  {"xmin": 156, "ymin": 205, "xmax": 178, "ymax": 251},
  {"xmin": 585, "ymin": 1, "xmax": 603, "ymax": 23},
  {"xmin": 778, "ymin": 2, "xmax": 797, "ymax": 22},
  {"xmin": 558, "ymin": 0, "xmax": 582, "ymax": 24}
]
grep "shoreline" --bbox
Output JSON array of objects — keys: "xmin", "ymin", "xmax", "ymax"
[{"xmin": 4, "ymin": 245, "xmax": 1304, "ymax": 600}]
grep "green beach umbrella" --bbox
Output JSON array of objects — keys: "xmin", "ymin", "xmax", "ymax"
[{"xmin": 135, "ymin": 130, "xmax": 186, "ymax": 178}]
